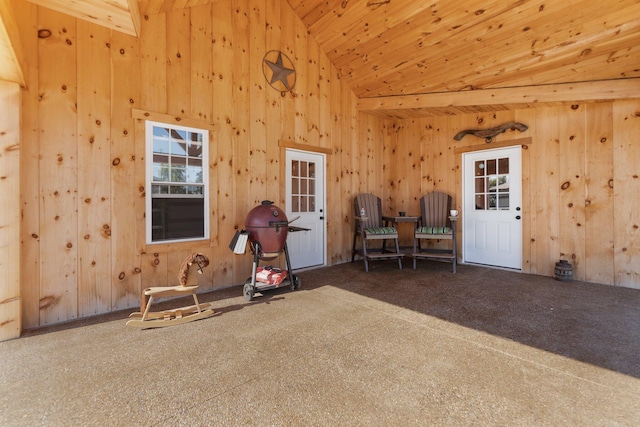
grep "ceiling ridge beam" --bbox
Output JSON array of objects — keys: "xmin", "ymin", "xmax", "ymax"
[{"xmin": 357, "ymin": 79, "xmax": 640, "ymax": 113}]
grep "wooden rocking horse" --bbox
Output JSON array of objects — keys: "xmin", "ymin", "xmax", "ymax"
[{"xmin": 126, "ymin": 253, "xmax": 215, "ymax": 328}]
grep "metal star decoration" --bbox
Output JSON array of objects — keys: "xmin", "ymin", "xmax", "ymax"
[{"xmin": 263, "ymin": 50, "xmax": 296, "ymax": 92}]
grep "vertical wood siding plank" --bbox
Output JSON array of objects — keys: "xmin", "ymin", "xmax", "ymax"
[
  {"xmin": 279, "ymin": 3, "xmax": 296, "ymax": 145},
  {"xmin": 532, "ymin": 107, "xmax": 560, "ymax": 276},
  {"xmin": 558, "ymin": 104, "xmax": 586, "ymax": 280},
  {"xmin": 140, "ymin": 12, "xmax": 167, "ymax": 112},
  {"xmin": 190, "ymin": 3, "xmax": 217, "ymax": 254},
  {"xmin": 613, "ymin": 100, "xmax": 640, "ymax": 288},
  {"xmin": 110, "ymin": 30, "xmax": 142, "ymax": 310},
  {"xmin": 249, "ymin": 1, "xmax": 268, "ymax": 208},
  {"xmin": 305, "ymin": 35, "xmax": 320, "ymax": 147},
  {"xmin": 328, "ymin": 62, "xmax": 344, "ymax": 264},
  {"xmin": 231, "ymin": 0, "xmax": 253, "ymax": 279},
  {"xmin": 0, "ymin": 81, "xmax": 21, "ymax": 340},
  {"xmin": 190, "ymin": 3, "xmax": 213, "ymax": 122},
  {"xmin": 14, "ymin": 0, "xmax": 41, "ymax": 329},
  {"xmin": 293, "ymin": 15, "xmax": 307, "ymax": 144},
  {"xmin": 166, "ymin": 7, "xmax": 191, "ymax": 116},
  {"xmin": 211, "ymin": 1, "xmax": 235, "ymax": 285},
  {"xmin": 265, "ymin": 0, "xmax": 282, "ymax": 201},
  {"xmin": 38, "ymin": 9, "xmax": 78, "ymax": 325},
  {"xmin": 515, "ymin": 108, "xmax": 537, "ymax": 274},
  {"xmin": 76, "ymin": 20, "xmax": 112, "ymax": 317},
  {"xmin": 585, "ymin": 103, "xmax": 614, "ymax": 285}
]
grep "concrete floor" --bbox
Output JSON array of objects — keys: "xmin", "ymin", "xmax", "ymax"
[{"xmin": 1, "ymin": 260, "xmax": 639, "ymax": 426}]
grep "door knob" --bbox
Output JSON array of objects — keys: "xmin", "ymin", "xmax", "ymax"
[{"xmin": 516, "ymin": 215, "xmax": 521, "ymax": 220}]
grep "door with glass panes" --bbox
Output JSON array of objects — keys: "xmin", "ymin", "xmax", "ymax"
[
  {"xmin": 463, "ymin": 146, "xmax": 522, "ymax": 269},
  {"xmin": 285, "ymin": 149, "xmax": 326, "ymax": 269}
]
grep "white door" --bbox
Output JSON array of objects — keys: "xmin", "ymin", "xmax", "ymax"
[
  {"xmin": 463, "ymin": 146, "xmax": 522, "ymax": 269},
  {"xmin": 285, "ymin": 149, "xmax": 326, "ymax": 269}
]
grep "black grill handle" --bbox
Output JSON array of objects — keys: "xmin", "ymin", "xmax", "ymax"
[{"xmin": 269, "ymin": 220, "xmax": 289, "ymax": 232}]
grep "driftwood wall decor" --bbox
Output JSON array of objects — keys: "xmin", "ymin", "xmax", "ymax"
[{"xmin": 454, "ymin": 122, "xmax": 528, "ymax": 142}]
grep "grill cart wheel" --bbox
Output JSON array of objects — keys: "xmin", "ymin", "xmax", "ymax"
[
  {"xmin": 243, "ymin": 282, "xmax": 255, "ymax": 301},
  {"xmin": 291, "ymin": 275, "xmax": 301, "ymax": 290}
]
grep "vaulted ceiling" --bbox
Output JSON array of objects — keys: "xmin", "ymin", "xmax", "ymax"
[{"xmin": 3, "ymin": 0, "xmax": 640, "ymax": 117}]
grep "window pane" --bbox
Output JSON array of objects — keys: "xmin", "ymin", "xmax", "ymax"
[
  {"xmin": 498, "ymin": 194, "xmax": 510, "ymax": 209},
  {"xmin": 498, "ymin": 157, "xmax": 509, "ymax": 174},
  {"xmin": 292, "ymin": 177, "xmax": 299, "ymax": 194},
  {"xmin": 488, "ymin": 194, "xmax": 497, "ymax": 209},
  {"xmin": 171, "ymin": 163, "xmax": 186, "ymax": 183},
  {"xmin": 487, "ymin": 159, "xmax": 497, "ymax": 175},
  {"xmin": 475, "ymin": 161, "xmax": 485, "ymax": 176},
  {"xmin": 309, "ymin": 179, "xmax": 315, "ymax": 196},
  {"xmin": 153, "ymin": 157, "xmax": 169, "ymax": 181},
  {"xmin": 308, "ymin": 162, "xmax": 316, "ymax": 178},
  {"xmin": 497, "ymin": 175, "xmax": 509, "ymax": 192},
  {"xmin": 151, "ymin": 198, "xmax": 205, "ymax": 242},
  {"xmin": 153, "ymin": 127, "xmax": 170, "ymax": 138},
  {"xmin": 187, "ymin": 142, "xmax": 203, "ymax": 158},
  {"xmin": 488, "ymin": 177, "xmax": 498, "ymax": 192},
  {"xmin": 172, "ymin": 141, "xmax": 187, "ymax": 156},
  {"xmin": 292, "ymin": 160, "xmax": 299, "ymax": 177},
  {"xmin": 190, "ymin": 132, "xmax": 202, "ymax": 143},
  {"xmin": 309, "ymin": 196, "xmax": 316, "ymax": 212},
  {"xmin": 171, "ymin": 129, "xmax": 187, "ymax": 141},
  {"xmin": 153, "ymin": 139, "xmax": 169, "ymax": 154},
  {"xmin": 170, "ymin": 185, "xmax": 188, "ymax": 195},
  {"xmin": 187, "ymin": 185, "xmax": 203, "ymax": 195},
  {"xmin": 301, "ymin": 162, "xmax": 308, "ymax": 178},
  {"xmin": 475, "ymin": 195, "xmax": 485, "ymax": 210},
  {"xmin": 475, "ymin": 177, "xmax": 484, "ymax": 193},
  {"xmin": 301, "ymin": 179, "xmax": 308, "ymax": 194},
  {"xmin": 291, "ymin": 195, "xmax": 299, "ymax": 213},
  {"xmin": 187, "ymin": 164, "xmax": 203, "ymax": 183},
  {"xmin": 300, "ymin": 196, "xmax": 308, "ymax": 212}
]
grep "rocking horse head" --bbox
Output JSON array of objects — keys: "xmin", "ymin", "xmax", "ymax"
[{"xmin": 178, "ymin": 252, "xmax": 210, "ymax": 287}]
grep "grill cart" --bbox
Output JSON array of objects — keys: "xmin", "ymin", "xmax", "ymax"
[{"xmin": 239, "ymin": 200, "xmax": 303, "ymax": 301}]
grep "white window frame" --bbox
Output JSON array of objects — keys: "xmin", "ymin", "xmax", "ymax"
[{"xmin": 145, "ymin": 120, "xmax": 210, "ymax": 245}]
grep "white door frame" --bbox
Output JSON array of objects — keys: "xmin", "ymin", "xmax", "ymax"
[
  {"xmin": 285, "ymin": 148, "xmax": 327, "ymax": 270},
  {"xmin": 462, "ymin": 145, "xmax": 523, "ymax": 270}
]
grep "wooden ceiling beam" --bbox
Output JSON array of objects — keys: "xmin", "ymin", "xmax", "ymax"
[
  {"xmin": 26, "ymin": 0, "xmax": 141, "ymax": 36},
  {"xmin": 357, "ymin": 79, "xmax": 640, "ymax": 114},
  {"xmin": 0, "ymin": 0, "xmax": 25, "ymax": 86}
]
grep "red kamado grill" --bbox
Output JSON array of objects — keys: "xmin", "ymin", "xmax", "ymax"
[{"xmin": 242, "ymin": 200, "xmax": 301, "ymax": 301}]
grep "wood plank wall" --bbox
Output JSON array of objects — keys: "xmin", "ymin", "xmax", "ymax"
[
  {"xmin": 384, "ymin": 102, "xmax": 640, "ymax": 288},
  {"xmin": 10, "ymin": 0, "xmax": 640, "ymax": 333},
  {"xmin": 14, "ymin": 0, "xmax": 381, "ymax": 330},
  {"xmin": 0, "ymin": 80, "xmax": 21, "ymax": 340}
]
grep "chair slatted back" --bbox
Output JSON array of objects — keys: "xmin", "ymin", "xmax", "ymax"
[
  {"xmin": 355, "ymin": 193, "xmax": 382, "ymax": 229},
  {"xmin": 420, "ymin": 192, "xmax": 452, "ymax": 228}
]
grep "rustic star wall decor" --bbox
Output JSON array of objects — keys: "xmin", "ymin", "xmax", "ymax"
[{"xmin": 262, "ymin": 50, "xmax": 296, "ymax": 93}]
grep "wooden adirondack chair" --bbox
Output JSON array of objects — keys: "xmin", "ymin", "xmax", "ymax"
[
  {"xmin": 351, "ymin": 193, "xmax": 404, "ymax": 272},
  {"xmin": 412, "ymin": 192, "xmax": 457, "ymax": 272}
]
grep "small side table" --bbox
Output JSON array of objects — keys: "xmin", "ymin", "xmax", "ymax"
[{"xmin": 383, "ymin": 215, "xmax": 419, "ymax": 252}]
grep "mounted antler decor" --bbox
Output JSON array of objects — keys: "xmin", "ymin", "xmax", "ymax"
[{"xmin": 454, "ymin": 122, "xmax": 528, "ymax": 143}]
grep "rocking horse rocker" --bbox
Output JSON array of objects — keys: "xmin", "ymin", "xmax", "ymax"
[{"xmin": 126, "ymin": 253, "xmax": 215, "ymax": 328}]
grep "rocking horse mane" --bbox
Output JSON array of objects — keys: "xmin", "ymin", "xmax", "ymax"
[{"xmin": 177, "ymin": 252, "xmax": 210, "ymax": 286}]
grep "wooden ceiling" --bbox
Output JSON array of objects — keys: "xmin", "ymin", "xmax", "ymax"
[{"xmin": 4, "ymin": 0, "xmax": 640, "ymax": 117}]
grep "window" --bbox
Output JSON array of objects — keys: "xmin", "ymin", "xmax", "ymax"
[
  {"xmin": 474, "ymin": 157, "xmax": 510, "ymax": 210},
  {"xmin": 290, "ymin": 159, "xmax": 316, "ymax": 213},
  {"xmin": 145, "ymin": 120, "xmax": 209, "ymax": 244}
]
